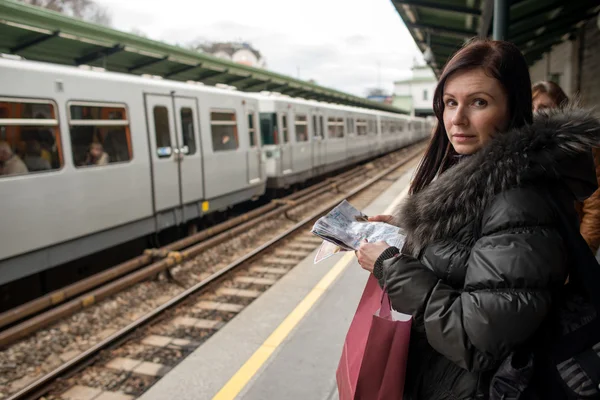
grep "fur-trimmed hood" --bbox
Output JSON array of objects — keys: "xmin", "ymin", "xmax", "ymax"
[{"xmin": 395, "ymin": 108, "xmax": 600, "ymax": 249}]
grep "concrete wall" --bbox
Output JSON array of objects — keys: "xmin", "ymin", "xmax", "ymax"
[
  {"xmin": 529, "ymin": 39, "xmax": 579, "ymax": 97},
  {"xmin": 579, "ymin": 18, "xmax": 600, "ymax": 111},
  {"xmin": 528, "ymin": 18, "xmax": 600, "ymax": 111}
]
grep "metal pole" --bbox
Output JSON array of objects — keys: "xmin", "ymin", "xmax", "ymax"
[{"xmin": 493, "ymin": 0, "xmax": 509, "ymax": 41}]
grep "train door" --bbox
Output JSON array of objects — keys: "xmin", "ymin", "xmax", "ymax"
[
  {"xmin": 368, "ymin": 118, "xmax": 378, "ymax": 156},
  {"xmin": 279, "ymin": 111, "xmax": 293, "ymax": 174},
  {"xmin": 145, "ymin": 94, "xmax": 181, "ymax": 216},
  {"xmin": 173, "ymin": 97, "xmax": 204, "ymax": 206},
  {"xmin": 311, "ymin": 113, "xmax": 325, "ymax": 167},
  {"xmin": 246, "ymin": 108, "xmax": 262, "ymax": 184},
  {"xmin": 346, "ymin": 115, "xmax": 358, "ymax": 159}
]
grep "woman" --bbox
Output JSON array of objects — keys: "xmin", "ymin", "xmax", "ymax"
[
  {"xmin": 533, "ymin": 81, "xmax": 600, "ymax": 254},
  {"xmin": 356, "ymin": 39, "xmax": 600, "ymax": 399},
  {"xmin": 532, "ymin": 80, "xmax": 568, "ymax": 112}
]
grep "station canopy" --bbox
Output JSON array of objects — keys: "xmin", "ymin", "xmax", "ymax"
[
  {"xmin": 391, "ymin": 0, "xmax": 600, "ymax": 76},
  {"xmin": 0, "ymin": 0, "xmax": 406, "ymax": 114}
]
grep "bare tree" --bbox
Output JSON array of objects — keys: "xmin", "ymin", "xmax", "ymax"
[
  {"xmin": 84, "ymin": 4, "xmax": 111, "ymax": 26},
  {"xmin": 366, "ymin": 88, "xmax": 388, "ymax": 97},
  {"xmin": 130, "ymin": 28, "xmax": 148, "ymax": 38},
  {"xmin": 19, "ymin": 0, "xmax": 112, "ymax": 26}
]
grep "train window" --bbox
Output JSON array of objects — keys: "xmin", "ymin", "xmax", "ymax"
[
  {"xmin": 0, "ymin": 98, "xmax": 62, "ymax": 177},
  {"xmin": 319, "ymin": 116, "xmax": 325, "ymax": 139},
  {"xmin": 281, "ymin": 114, "xmax": 289, "ymax": 143},
  {"xmin": 180, "ymin": 108, "xmax": 196, "ymax": 155},
  {"xmin": 69, "ymin": 103, "xmax": 133, "ymax": 165},
  {"xmin": 356, "ymin": 119, "xmax": 367, "ymax": 136},
  {"xmin": 211, "ymin": 110, "xmax": 238, "ymax": 151},
  {"xmin": 312, "ymin": 115, "xmax": 323, "ymax": 139},
  {"xmin": 260, "ymin": 113, "xmax": 278, "ymax": 145},
  {"xmin": 327, "ymin": 117, "xmax": 336, "ymax": 138},
  {"xmin": 247, "ymin": 112, "xmax": 258, "ymax": 148},
  {"xmin": 149, "ymin": 106, "xmax": 171, "ymax": 158},
  {"xmin": 295, "ymin": 115, "xmax": 308, "ymax": 142},
  {"xmin": 327, "ymin": 117, "xmax": 344, "ymax": 139}
]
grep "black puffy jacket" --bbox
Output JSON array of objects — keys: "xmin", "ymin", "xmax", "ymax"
[{"xmin": 376, "ymin": 109, "xmax": 600, "ymax": 399}]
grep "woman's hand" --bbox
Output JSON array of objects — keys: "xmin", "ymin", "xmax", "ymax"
[
  {"xmin": 368, "ymin": 215, "xmax": 397, "ymax": 225},
  {"xmin": 356, "ymin": 240, "xmax": 391, "ymax": 273}
]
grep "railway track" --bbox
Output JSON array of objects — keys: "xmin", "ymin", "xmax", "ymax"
[{"xmin": 1, "ymin": 144, "xmax": 425, "ymax": 400}]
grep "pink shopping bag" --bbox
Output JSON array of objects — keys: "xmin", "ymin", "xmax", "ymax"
[{"xmin": 337, "ymin": 274, "xmax": 412, "ymax": 400}]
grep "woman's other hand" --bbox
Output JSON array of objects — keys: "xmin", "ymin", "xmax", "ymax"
[{"xmin": 356, "ymin": 240, "xmax": 390, "ymax": 273}]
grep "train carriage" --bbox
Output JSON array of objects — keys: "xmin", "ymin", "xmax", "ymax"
[
  {"xmin": 0, "ymin": 57, "xmax": 266, "ymax": 286},
  {"xmin": 257, "ymin": 92, "xmax": 430, "ymax": 189}
]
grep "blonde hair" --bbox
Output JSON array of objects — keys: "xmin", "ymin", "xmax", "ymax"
[{"xmin": 0, "ymin": 141, "xmax": 12, "ymax": 153}]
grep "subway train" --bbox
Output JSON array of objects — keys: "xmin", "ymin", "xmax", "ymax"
[
  {"xmin": 0, "ymin": 56, "xmax": 431, "ymax": 287},
  {"xmin": 256, "ymin": 93, "xmax": 430, "ymax": 188}
]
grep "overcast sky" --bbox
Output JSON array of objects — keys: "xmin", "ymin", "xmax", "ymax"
[{"xmin": 94, "ymin": 0, "xmax": 424, "ymax": 97}]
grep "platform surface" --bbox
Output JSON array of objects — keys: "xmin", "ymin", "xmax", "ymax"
[{"xmin": 138, "ymin": 168, "xmax": 414, "ymax": 400}]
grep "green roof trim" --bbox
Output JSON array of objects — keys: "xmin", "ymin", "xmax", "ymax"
[
  {"xmin": 391, "ymin": 0, "xmax": 600, "ymax": 77},
  {"xmin": 394, "ymin": 77, "xmax": 437, "ymax": 84},
  {"xmin": 0, "ymin": 0, "xmax": 407, "ymax": 114}
]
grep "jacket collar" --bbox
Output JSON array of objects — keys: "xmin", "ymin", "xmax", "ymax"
[{"xmin": 394, "ymin": 107, "xmax": 600, "ymax": 249}]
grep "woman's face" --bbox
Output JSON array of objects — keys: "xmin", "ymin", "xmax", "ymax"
[
  {"xmin": 443, "ymin": 68, "xmax": 510, "ymax": 155},
  {"xmin": 533, "ymin": 93, "xmax": 556, "ymax": 113}
]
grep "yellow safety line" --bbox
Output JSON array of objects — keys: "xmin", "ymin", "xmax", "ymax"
[
  {"xmin": 212, "ymin": 251, "xmax": 354, "ymax": 400},
  {"xmin": 212, "ymin": 178, "xmax": 410, "ymax": 400}
]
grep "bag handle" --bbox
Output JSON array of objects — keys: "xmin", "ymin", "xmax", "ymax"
[{"xmin": 380, "ymin": 285, "xmax": 392, "ymax": 319}]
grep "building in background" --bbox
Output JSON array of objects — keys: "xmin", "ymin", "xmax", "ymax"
[
  {"xmin": 366, "ymin": 88, "xmax": 393, "ymax": 104},
  {"xmin": 392, "ymin": 64, "xmax": 436, "ymax": 117},
  {"xmin": 198, "ymin": 42, "xmax": 267, "ymax": 69}
]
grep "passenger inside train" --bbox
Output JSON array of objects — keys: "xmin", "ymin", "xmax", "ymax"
[
  {"xmin": 0, "ymin": 100, "xmax": 62, "ymax": 175},
  {"xmin": 23, "ymin": 140, "xmax": 51, "ymax": 171},
  {"xmin": 84, "ymin": 142, "xmax": 109, "ymax": 166},
  {"xmin": 211, "ymin": 111, "xmax": 239, "ymax": 151},
  {"xmin": 259, "ymin": 113, "xmax": 279, "ymax": 145},
  {"xmin": 0, "ymin": 141, "xmax": 28, "ymax": 176}
]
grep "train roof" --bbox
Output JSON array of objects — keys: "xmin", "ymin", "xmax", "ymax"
[
  {"xmin": 0, "ymin": 56, "xmax": 259, "ymax": 100},
  {"xmin": 251, "ymin": 91, "xmax": 419, "ymax": 118},
  {"xmin": 0, "ymin": 56, "xmax": 427, "ymax": 121}
]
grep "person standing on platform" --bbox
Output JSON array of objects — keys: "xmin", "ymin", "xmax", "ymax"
[
  {"xmin": 533, "ymin": 80, "xmax": 600, "ymax": 254},
  {"xmin": 354, "ymin": 39, "xmax": 600, "ymax": 399}
]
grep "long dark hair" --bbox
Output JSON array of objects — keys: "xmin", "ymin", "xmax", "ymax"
[{"xmin": 410, "ymin": 39, "xmax": 533, "ymax": 195}]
